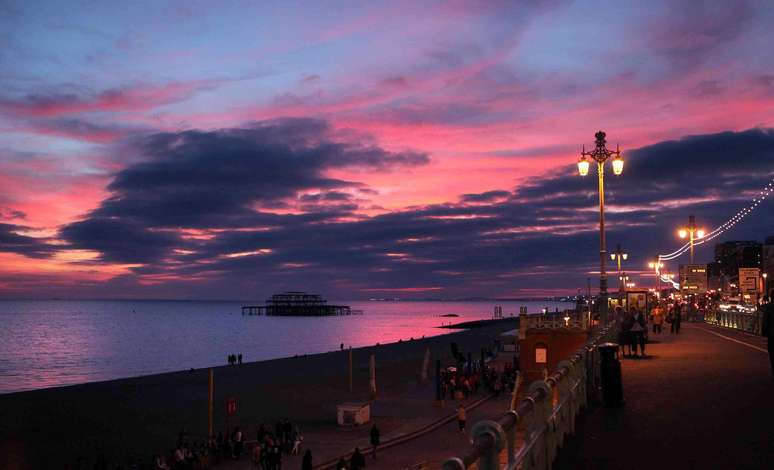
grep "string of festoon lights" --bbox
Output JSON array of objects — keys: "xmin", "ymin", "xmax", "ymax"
[{"xmin": 655, "ymin": 176, "xmax": 774, "ymax": 288}]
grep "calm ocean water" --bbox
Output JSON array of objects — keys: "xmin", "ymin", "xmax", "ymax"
[{"xmin": 0, "ymin": 299, "xmax": 572, "ymax": 394}]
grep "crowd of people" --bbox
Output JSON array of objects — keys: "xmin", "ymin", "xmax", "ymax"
[
  {"xmin": 149, "ymin": 426, "xmax": 249, "ymax": 469},
  {"xmin": 616, "ymin": 301, "xmax": 694, "ymax": 358},
  {"xmin": 438, "ymin": 355, "xmax": 519, "ymax": 405},
  {"xmin": 250, "ymin": 419, "xmax": 304, "ymax": 469}
]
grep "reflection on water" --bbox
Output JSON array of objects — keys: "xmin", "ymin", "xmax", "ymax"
[{"xmin": 0, "ymin": 299, "xmax": 571, "ymax": 393}]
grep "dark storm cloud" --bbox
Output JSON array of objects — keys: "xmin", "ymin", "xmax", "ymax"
[
  {"xmin": 53, "ymin": 126, "xmax": 774, "ymax": 298},
  {"xmin": 0, "ymin": 223, "xmax": 53, "ymax": 258},
  {"xmin": 60, "ymin": 217, "xmax": 179, "ymax": 264},
  {"xmin": 60, "ymin": 118, "xmax": 429, "ymax": 263}
]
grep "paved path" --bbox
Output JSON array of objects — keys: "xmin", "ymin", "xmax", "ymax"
[{"xmin": 554, "ymin": 323, "xmax": 773, "ymax": 470}]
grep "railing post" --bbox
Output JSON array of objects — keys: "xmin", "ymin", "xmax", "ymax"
[
  {"xmin": 528, "ymin": 380, "xmax": 552, "ymax": 470},
  {"xmin": 441, "ymin": 458, "xmax": 465, "ymax": 470},
  {"xmin": 505, "ymin": 410, "xmax": 517, "ymax": 467},
  {"xmin": 471, "ymin": 420, "xmax": 506, "ymax": 470}
]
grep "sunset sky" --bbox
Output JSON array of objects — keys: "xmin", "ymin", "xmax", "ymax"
[{"xmin": 0, "ymin": 0, "xmax": 773, "ymax": 299}]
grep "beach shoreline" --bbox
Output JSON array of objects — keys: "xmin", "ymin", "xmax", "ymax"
[{"xmin": 0, "ymin": 318, "xmax": 518, "ymax": 469}]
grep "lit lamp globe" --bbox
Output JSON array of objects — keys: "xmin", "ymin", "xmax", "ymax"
[
  {"xmin": 578, "ymin": 157, "xmax": 589, "ymax": 176},
  {"xmin": 696, "ymin": 229, "xmax": 705, "ymax": 238},
  {"xmin": 622, "ymin": 253, "xmax": 628, "ymax": 260},
  {"xmin": 612, "ymin": 154, "xmax": 624, "ymax": 175},
  {"xmin": 678, "ymin": 229, "xmax": 688, "ymax": 239},
  {"xmin": 610, "ymin": 253, "xmax": 616, "ymax": 260}
]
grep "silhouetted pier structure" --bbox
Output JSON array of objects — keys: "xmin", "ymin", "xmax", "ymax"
[{"xmin": 242, "ymin": 291, "xmax": 357, "ymax": 316}]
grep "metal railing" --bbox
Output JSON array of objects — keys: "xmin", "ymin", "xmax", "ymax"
[
  {"xmin": 704, "ymin": 309, "xmax": 763, "ymax": 336},
  {"xmin": 442, "ymin": 324, "xmax": 618, "ymax": 470}
]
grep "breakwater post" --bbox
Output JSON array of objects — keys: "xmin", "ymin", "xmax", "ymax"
[
  {"xmin": 421, "ymin": 347, "xmax": 430, "ymax": 383},
  {"xmin": 369, "ymin": 354, "xmax": 376, "ymax": 398},
  {"xmin": 348, "ymin": 347, "xmax": 353, "ymax": 392},
  {"xmin": 435, "ymin": 359, "xmax": 442, "ymax": 404},
  {"xmin": 207, "ymin": 369, "xmax": 214, "ymax": 437}
]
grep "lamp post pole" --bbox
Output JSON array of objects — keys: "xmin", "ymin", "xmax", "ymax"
[
  {"xmin": 678, "ymin": 215, "xmax": 705, "ymax": 265},
  {"xmin": 611, "ymin": 244, "xmax": 628, "ymax": 293},
  {"xmin": 648, "ymin": 260, "xmax": 664, "ymax": 295},
  {"xmin": 577, "ymin": 131, "xmax": 624, "ymax": 325}
]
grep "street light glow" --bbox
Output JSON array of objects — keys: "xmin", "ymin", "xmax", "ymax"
[
  {"xmin": 678, "ymin": 229, "xmax": 688, "ymax": 239},
  {"xmin": 577, "ymin": 157, "xmax": 589, "ymax": 176},
  {"xmin": 612, "ymin": 154, "xmax": 624, "ymax": 175},
  {"xmin": 696, "ymin": 229, "xmax": 705, "ymax": 238}
]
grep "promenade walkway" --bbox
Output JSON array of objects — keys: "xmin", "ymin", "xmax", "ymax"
[{"xmin": 553, "ymin": 322, "xmax": 773, "ymax": 470}]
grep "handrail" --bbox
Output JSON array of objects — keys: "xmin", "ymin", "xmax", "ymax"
[
  {"xmin": 704, "ymin": 308, "xmax": 763, "ymax": 336},
  {"xmin": 442, "ymin": 324, "xmax": 617, "ymax": 470}
]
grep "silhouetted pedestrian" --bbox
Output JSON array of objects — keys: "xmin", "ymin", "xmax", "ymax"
[
  {"xmin": 456, "ymin": 404, "xmax": 466, "ymax": 432},
  {"xmin": 369, "ymin": 424, "xmax": 380, "ymax": 459},
  {"xmin": 349, "ymin": 448, "xmax": 365, "ymax": 470},
  {"xmin": 631, "ymin": 307, "xmax": 646, "ymax": 357},
  {"xmin": 674, "ymin": 303, "xmax": 682, "ymax": 334},
  {"xmin": 621, "ymin": 311, "xmax": 634, "ymax": 356},
  {"xmin": 302, "ymin": 449, "xmax": 313, "ymax": 470},
  {"xmin": 761, "ymin": 296, "xmax": 774, "ymax": 381},
  {"xmin": 238, "ymin": 353, "xmax": 243, "ymax": 364}
]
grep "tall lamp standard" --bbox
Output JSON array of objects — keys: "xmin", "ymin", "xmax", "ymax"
[
  {"xmin": 677, "ymin": 215, "xmax": 705, "ymax": 265},
  {"xmin": 577, "ymin": 131, "xmax": 624, "ymax": 325},
  {"xmin": 611, "ymin": 244, "xmax": 628, "ymax": 293},
  {"xmin": 648, "ymin": 260, "xmax": 665, "ymax": 294}
]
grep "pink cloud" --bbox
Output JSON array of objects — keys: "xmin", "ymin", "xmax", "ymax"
[{"xmin": 0, "ymin": 81, "xmax": 215, "ymax": 118}]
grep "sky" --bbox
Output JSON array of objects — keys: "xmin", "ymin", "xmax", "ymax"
[{"xmin": 0, "ymin": 0, "xmax": 773, "ymax": 300}]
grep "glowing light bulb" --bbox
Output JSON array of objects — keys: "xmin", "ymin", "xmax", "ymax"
[{"xmin": 577, "ymin": 157, "xmax": 589, "ymax": 176}]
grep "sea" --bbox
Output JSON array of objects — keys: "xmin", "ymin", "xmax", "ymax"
[{"xmin": 0, "ymin": 299, "xmax": 573, "ymax": 394}]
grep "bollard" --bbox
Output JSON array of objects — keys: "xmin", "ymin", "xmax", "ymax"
[
  {"xmin": 471, "ymin": 420, "xmax": 506, "ymax": 470},
  {"xmin": 435, "ymin": 359, "xmax": 442, "ymax": 403},
  {"xmin": 598, "ymin": 342, "xmax": 624, "ymax": 407}
]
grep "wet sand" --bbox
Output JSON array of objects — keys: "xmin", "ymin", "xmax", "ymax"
[{"xmin": 0, "ymin": 319, "xmax": 516, "ymax": 469}]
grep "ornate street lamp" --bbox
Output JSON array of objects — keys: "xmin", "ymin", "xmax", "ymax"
[
  {"xmin": 677, "ymin": 214, "xmax": 705, "ymax": 264},
  {"xmin": 577, "ymin": 131, "xmax": 624, "ymax": 324}
]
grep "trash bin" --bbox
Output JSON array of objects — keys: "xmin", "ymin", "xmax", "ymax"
[{"xmin": 598, "ymin": 342, "xmax": 624, "ymax": 407}]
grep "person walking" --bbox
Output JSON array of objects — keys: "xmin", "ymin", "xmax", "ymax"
[
  {"xmin": 369, "ymin": 424, "xmax": 380, "ymax": 460},
  {"xmin": 620, "ymin": 311, "xmax": 634, "ymax": 357},
  {"xmin": 349, "ymin": 447, "xmax": 366, "ymax": 470},
  {"xmin": 761, "ymin": 296, "xmax": 774, "ymax": 381},
  {"xmin": 651, "ymin": 304, "xmax": 664, "ymax": 334},
  {"xmin": 251, "ymin": 443, "xmax": 262, "ymax": 470},
  {"xmin": 674, "ymin": 302, "xmax": 683, "ymax": 334},
  {"xmin": 668, "ymin": 306, "xmax": 676, "ymax": 334},
  {"xmin": 456, "ymin": 404, "xmax": 467, "ymax": 433},
  {"xmin": 301, "ymin": 449, "xmax": 313, "ymax": 470},
  {"xmin": 631, "ymin": 307, "xmax": 647, "ymax": 357}
]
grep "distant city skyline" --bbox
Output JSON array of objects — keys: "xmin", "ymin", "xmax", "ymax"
[{"xmin": 1, "ymin": 1, "xmax": 773, "ymax": 299}]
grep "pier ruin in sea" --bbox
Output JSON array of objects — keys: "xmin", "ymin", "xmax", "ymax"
[{"xmin": 242, "ymin": 291, "xmax": 357, "ymax": 316}]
